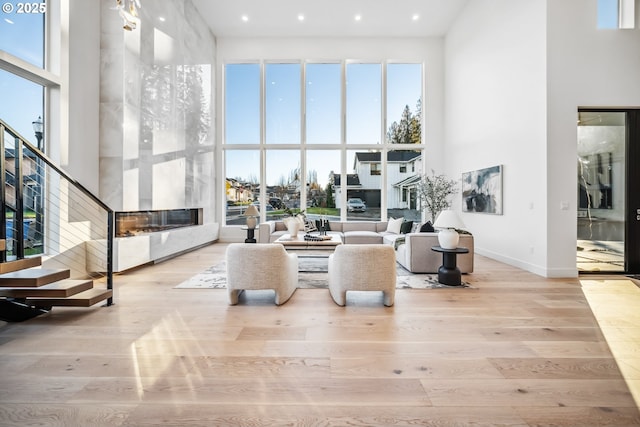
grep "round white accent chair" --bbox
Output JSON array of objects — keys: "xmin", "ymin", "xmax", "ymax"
[
  {"xmin": 328, "ymin": 244, "xmax": 396, "ymax": 307},
  {"xmin": 225, "ymin": 243, "xmax": 298, "ymax": 305}
]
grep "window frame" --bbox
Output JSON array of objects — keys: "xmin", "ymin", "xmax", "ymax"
[{"xmin": 221, "ymin": 60, "xmax": 425, "ymax": 225}]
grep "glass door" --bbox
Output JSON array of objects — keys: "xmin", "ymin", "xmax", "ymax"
[
  {"xmin": 577, "ymin": 109, "xmax": 640, "ymax": 273},
  {"xmin": 577, "ymin": 111, "xmax": 625, "ymax": 272}
]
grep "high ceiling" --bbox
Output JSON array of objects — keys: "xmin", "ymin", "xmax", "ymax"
[{"xmin": 191, "ymin": 0, "xmax": 469, "ymax": 38}]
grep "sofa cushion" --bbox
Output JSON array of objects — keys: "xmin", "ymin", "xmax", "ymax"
[
  {"xmin": 269, "ymin": 230, "xmax": 289, "ymax": 242},
  {"xmin": 343, "ymin": 231, "xmax": 383, "ymax": 244},
  {"xmin": 382, "ymin": 233, "xmax": 404, "ymax": 247},
  {"xmin": 342, "ymin": 221, "xmax": 377, "ymax": 232},
  {"xmin": 386, "ymin": 217, "xmax": 403, "ymax": 234}
]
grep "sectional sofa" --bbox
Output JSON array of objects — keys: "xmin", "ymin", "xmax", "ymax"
[
  {"xmin": 257, "ymin": 219, "xmax": 474, "ymax": 274},
  {"xmin": 259, "ymin": 220, "xmax": 394, "ymax": 245}
]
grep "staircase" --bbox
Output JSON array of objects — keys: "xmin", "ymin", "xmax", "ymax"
[
  {"xmin": 0, "ymin": 239, "xmax": 112, "ymax": 322},
  {"xmin": 1, "ymin": 119, "xmax": 114, "ymax": 322}
]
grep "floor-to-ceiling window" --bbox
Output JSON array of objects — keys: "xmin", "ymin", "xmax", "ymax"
[
  {"xmin": 223, "ymin": 60, "xmax": 423, "ymax": 225},
  {"xmin": 0, "ymin": 0, "xmax": 53, "ymax": 258}
]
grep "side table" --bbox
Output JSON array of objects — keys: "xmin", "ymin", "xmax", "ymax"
[
  {"xmin": 431, "ymin": 246, "xmax": 469, "ymax": 286},
  {"xmin": 241, "ymin": 226, "xmax": 257, "ymax": 243}
]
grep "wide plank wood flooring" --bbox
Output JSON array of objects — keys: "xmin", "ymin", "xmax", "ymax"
[{"xmin": 0, "ymin": 242, "xmax": 639, "ymax": 426}]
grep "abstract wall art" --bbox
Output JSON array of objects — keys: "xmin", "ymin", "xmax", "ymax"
[{"xmin": 462, "ymin": 165, "xmax": 503, "ymax": 215}]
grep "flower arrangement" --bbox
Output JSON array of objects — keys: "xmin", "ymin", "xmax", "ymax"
[{"xmin": 417, "ymin": 170, "xmax": 459, "ymax": 223}]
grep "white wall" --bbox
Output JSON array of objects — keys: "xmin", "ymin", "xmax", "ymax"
[
  {"xmin": 546, "ymin": 0, "xmax": 640, "ymax": 276},
  {"xmin": 447, "ymin": 0, "xmax": 640, "ymax": 278},
  {"xmin": 445, "ymin": 0, "xmax": 549, "ymax": 275},
  {"xmin": 65, "ymin": 0, "xmax": 101, "ymax": 194}
]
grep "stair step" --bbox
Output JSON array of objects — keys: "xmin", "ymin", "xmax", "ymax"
[
  {"xmin": 0, "ymin": 279, "xmax": 94, "ymax": 298},
  {"xmin": 0, "ymin": 268, "xmax": 70, "ymax": 287},
  {"xmin": 27, "ymin": 288, "xmax": 113, "ymax": 308},
  {"xmin": 0, "ymin": 257, "xmax": 42, "ymax": 274},
  {"xmin": 0, "ymin": 239, "xmax": 5, "ymax": 251}
]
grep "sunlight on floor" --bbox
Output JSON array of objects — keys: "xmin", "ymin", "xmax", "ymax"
[{"xmin": 581, "ymin": 278, "xmax": 640, "ymax": 407}]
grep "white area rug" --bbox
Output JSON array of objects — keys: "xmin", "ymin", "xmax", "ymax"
[{"xmin": 175, "ymin": 258, "xmax": 473, "ymax": 290}]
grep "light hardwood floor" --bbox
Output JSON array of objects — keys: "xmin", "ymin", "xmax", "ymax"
[{"xmin": 0, "ymin": 242, "xmax": 639, "ymax": 427}]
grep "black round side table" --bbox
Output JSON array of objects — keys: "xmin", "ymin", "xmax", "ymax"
[{"xmin": 431, "ymin": 246, "xmax": 469, "ymax": 286}]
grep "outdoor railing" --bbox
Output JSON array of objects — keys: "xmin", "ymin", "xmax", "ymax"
[{"xmin": 0, "ymin": 119, "xmax": 114, "ymax": 304}]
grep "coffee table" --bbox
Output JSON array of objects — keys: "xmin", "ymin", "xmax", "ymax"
[{"xmin": 274, "ymin": 233, "xmax": 342, "ymax": 254}]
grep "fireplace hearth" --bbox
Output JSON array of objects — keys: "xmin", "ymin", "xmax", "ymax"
[{"xmin": 115, "ymin": 208, "xmax": 202, "ymax": 237}]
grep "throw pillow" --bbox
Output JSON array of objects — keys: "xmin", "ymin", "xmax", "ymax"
[
  {"xmin": 400, "ymin": 220, "xmax": 414, "ymax": 234},
  {"xmin": 419, "ymin": 221, "xmax": 435, "ymax": 232},
  {"xmin": 386, "ymin": 217, "xmax": 403, "ymax": 234}
]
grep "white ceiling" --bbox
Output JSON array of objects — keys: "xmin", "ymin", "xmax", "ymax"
[{"xmin": 191, "ymin": 0, "xmax": 469, "ymax": 38}]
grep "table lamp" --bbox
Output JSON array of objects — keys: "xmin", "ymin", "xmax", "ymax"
[
  {"xmin": 433, "ymin": 209, "xmax": 465, "ymax": 249},
  {"xmin": 243, "ymin": 204, "xmax": 259, "ymax": 229}
]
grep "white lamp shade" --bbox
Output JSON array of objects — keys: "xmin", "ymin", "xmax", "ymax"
[
  {"xmin": 433, "ymin": 209, "xmax": 465, "ymax": 230},
  {"xmin": 243, "ymin": 204, "xmax": 260, "ymax": 217}
]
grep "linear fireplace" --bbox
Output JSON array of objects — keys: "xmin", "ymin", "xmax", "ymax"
[{"xmin": 115, "ymin": 208, "xmax": 202, "ymax": 237}]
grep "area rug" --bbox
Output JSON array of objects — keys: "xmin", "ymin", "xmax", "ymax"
[{"xmin": 174, "ymin": 257, "xmax": 473, "ymax": 290}]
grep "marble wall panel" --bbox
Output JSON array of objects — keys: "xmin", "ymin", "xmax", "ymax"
[
  {"xmin": 122, "ymin": 167, "xmax": 139, "ymax": 211},
  {"xmin": 99, "ymin": 156, "xmax": 124, "ymax": 210},
  {"xmin": 152, "ymin": 158, "xmax": 186, "ymax": 209},
  {"xmin": 99, "ymin": 0, "xmax": 215, "ymax": 217},
  {"xmin": 99, "ymin": 103, "xmax": 123, "ymax": 158}
]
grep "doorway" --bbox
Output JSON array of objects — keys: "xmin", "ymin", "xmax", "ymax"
[{"xmin": 577, "ymin": 109, "xmax": 640, "ymax": 273}]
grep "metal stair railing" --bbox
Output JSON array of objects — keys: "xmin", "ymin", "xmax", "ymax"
[{"xmin": 0, "ymin": 119, "xmax": 114, "ymax": 305}]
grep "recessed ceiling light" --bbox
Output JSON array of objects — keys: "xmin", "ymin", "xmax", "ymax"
[
  {"xmin": 241, "ymin": 15, "xmax": 249, "ymax": 22},
  {"xmin": 412, "ymin": 14, "xmax": 420, "ymax": 21},
  {"xmin": 355, "ymin": 14, "xmax": 362, "ymax": 21},
  {"xmin": 298, "ymin": 14, "xmax": 304, "ymax": 21}
]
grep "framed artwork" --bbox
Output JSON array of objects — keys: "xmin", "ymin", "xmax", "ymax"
[{"xmin": 462, "ymin": 165, "xmax": 503, "ymax": 214}]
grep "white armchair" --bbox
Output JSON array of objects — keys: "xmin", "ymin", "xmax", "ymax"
[
  {"xmin": 328, "ymin": 244, "xmax": 396, "ymax": 306},
  {"xmin": 225, "ymin": 243, "xmax": 298, "ymax": 305}
]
